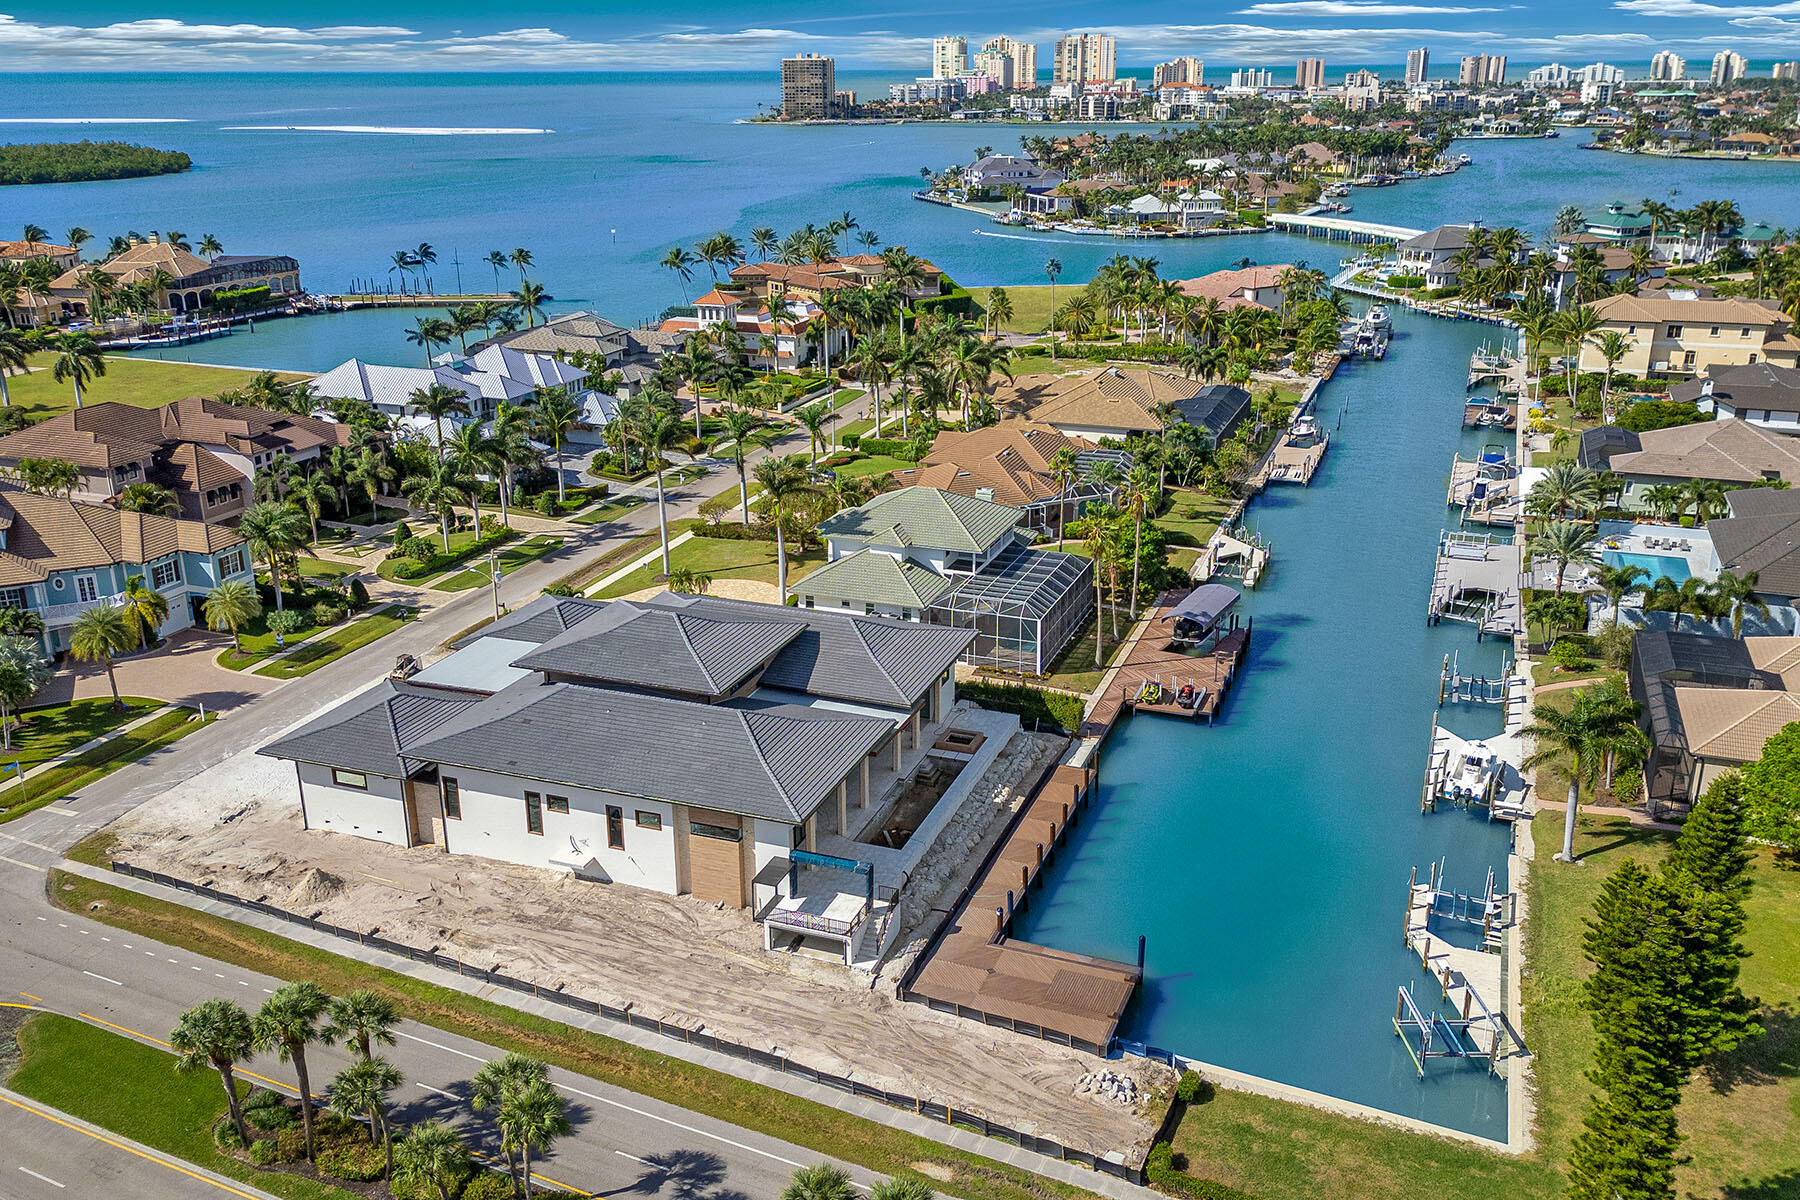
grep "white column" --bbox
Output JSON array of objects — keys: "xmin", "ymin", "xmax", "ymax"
[
  {"xmin": 891, "ymin": 732, "xmax": 902, "ymax": 770},
  {"xmin": 836, "ymin": 780, "xmax": 849, "ymax": 835},
  {"xmin": 859, "ymin": 757, "xmax": 870, "ymax": 809}
]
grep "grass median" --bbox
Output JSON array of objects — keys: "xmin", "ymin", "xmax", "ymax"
[
  {"xmin": 49, "ymin": 866, "xmax": 1106, "ymax": 1200},
  {"xmin": 253, "ymin": 607, "xmax": 417, "ymax": 679}
]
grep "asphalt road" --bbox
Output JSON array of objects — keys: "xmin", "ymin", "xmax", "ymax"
[{"xmin": 0, "ymin": 393, "xmax": 896, "ymax": 1200}]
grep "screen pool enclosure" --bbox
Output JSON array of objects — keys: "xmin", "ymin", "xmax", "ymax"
[{"xmin": 927, "ymin": 544, "xmax": 1094, "ymax": 675}]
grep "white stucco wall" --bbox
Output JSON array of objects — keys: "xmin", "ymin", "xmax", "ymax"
[
  {"xmin": 438, "ymin": 766, "xmax": 678, "ymax": 893},
  {"xmin": 298, "ymin": 763, "xmax": 410, "ymax": 846}
]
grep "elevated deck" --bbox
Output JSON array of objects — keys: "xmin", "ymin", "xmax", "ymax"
[
  {"xmin": 1426, "ymin": 531, "xmax": 1522, "ymax": 635},
  {"xmin": 902, "ymin": 765, "xmax": 1140, "ymax": 1051},
  {"xmin": 1085, "ymin": 613, "xmax": 1250, "ymax": 736},
  {"xmin": 1396, "ymin": 865, "xmax": 1515, "ymax": 1075},
  {"xmin": 1266, "ymin": 213, "xmax": 1423, "ymax": 243}
]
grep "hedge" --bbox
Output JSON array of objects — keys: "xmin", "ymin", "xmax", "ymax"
[
  {"xmin": 956, "ymin": 680, "xmax": 1085, "ymax": 733},
  {"xmin": 852, "ymin": 437, "xmax": 923, "ymax": 461},
  {"xmin": 1385, "ymin": 273, "xmax": 1426, "ymax": 289},
  {"xmin": 911, "ymin": 274, "xmax": 976, "ymax": 318},
  {"xmin": 1145, "ymin": 1144, "xmax": 1259, "ymax": 1200}
]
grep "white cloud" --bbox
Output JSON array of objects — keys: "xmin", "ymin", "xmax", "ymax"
[
  {"xmin": 1612, "ymin": 0, "xmax": 1800, "ymax": 15},
  {"xmin": 1237, "ymin": 2, "xmax": 1502, "ymax": 14}
]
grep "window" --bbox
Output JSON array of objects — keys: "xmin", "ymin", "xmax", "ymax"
[
  {"xmin": 441, "ymin": 777, "xmax": 461, "ymax": 819},
  {"xmin": 525, "ymin": 791, "xmax": 543, "ymax": 835},
  {"xmin": 865, "ymin": 603, "xmax": 877, "ymax": 615},
  {"xmin": 151, "ymin": 559, "xmax": 181, "ymax": 588},
  {"xmin": 635, "ymin": 810, "xmax": 662, "ymax": 830},
  {"xmin": 803, "ymin": 597, "xmax": 815, "ymax": 608},
  {"xmin": 606, "ymin": 805, "xmax": 625, "ymax": 849},
  {"xmin": 0, "ymin": 588, "xmax": 25, "ymax": 611},
  {"xmin": 75, "ymin": 576, "xmax": 98, "ymax": 603},
  {"xmin": 1741, "ymin": 327, "xmax": 1752, "ymax": 337},
  {"xmin": 790, "ymin": 824, "xmax": 807, "ymax": 850},
  {"xmin": 900, "ymin": 608, "xmax": 912, "ymax": 621},
  {"xmin": 547, "ymin": 794, "xmax": 569, "ymax": 814},
  {"xmin": 1710, "ymin": 326, "xmax": 1721, "ymax": 337},
  {"xmin": 218, "ymin": 549, "xmax": 246, "ymax": 577},
  {"xmin": 692, "ymin": 820, "xmax": 743, "ymax": 843},
  {"xmin": 1667, "ymin": 324, "xmax": 1683, "ymax": 337},
  {"xmin": 332, "ymin": 769, "xmax": 368, "ymax": 790}
]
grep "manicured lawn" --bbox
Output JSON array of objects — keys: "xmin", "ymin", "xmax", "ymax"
[
  {"xmin": 825, "ymin": 387, "xmax": 861, "ymax": 411},
  {"xmin": 295, "ymin": 557, "xmax": 353, "ymax": 580},
  {"xmin": 968, "ymin": 285, "xmax": 1059, "ymax": 334},
  {"xmin": 375, "ymin": 527, "xmax": 506, "ymax": 584},
  {"xmin": 432, "ymin": 536, "xmax": 565, "ymax": 591},
  {"xmin": 2, "ymin": 708, "xmax": 212, "ymax": 822},
  {"xmin": 834, "ymin": 454, "xmax": 917, "ymax": 481},
  {"xmin": 0, "ymin": 696, "xmax": 161, "ymax": 772},
  {"xmin": 594, "ymin": 530, "xmax": 825, "ymax": 599},
  {"xmin": 215, "ymin": 606, "xmax": 326, "ymax": 670},
  {"xmin": 1529, "ymin": 662, "xmax": 1617, "ymax": 689},
  {"xmin": 570, "ymin": 495, "xmax": 647, "ymax": 526},
  {"xmin": 253, "ymin": 606, "xmax": 416, "ymax": 679},
  {"xmin": 1165, "ymin": 811, "xmax": 1800, "ymax": 1200},
  {"xmin": 48, "ymin": 868, "xmax": 1107, "ymax": 1200},
  {"xmin": 1156, "ymin": 489, "xmax": 1235, "ymax": 551},
  {"xmin": 8, "ymin": 1012, "xmax": 357, "ymax": 1200},
  {"xmin": 4, "ymin": 354, "xmax": 309, "ymax": 420},
  {"xmin": 1033, "ymin": 621, "xmax": 1129, "ymax": 695}
]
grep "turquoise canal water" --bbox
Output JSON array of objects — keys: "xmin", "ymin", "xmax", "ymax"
[{"xmin": 1012, "ymin": 310, "xmax": 1518, "ymax": 1139}]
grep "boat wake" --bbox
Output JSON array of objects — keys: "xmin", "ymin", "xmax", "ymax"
[
  {"xmin": 218, "ymin": 125, "xmax": 554, "ymax": 136},
  {"xmin": 0, "ymin": 117, "xmax": 190, "ymax": 124},
  {"xmin": 970, "ymin": 228, "xmax": 1097, "ymax": 247}
]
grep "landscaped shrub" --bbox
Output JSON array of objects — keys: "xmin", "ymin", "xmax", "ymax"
[
  {"xmin": 1547, "ymin": 639, "xmax": 1591, "ymax": 672},
  {"xmin": 1385, "ymin": 273, "xmax": 1426, "ymax": 289},
  {"xmin": 243, "ymin": 1089, "xmax": 293, "ymax": 1131},
  {"xmin": 479, "ymin": 514, "xmax": 505, "ymax": 536},
  {"xmin": 956, "ymin": 681, "xmax": 1085, "ymax": 733},
  {"xmin": 535, "ymin": 493, "xmax": 557, "ymax": 516},
  {"xmin": 1593, "ymin": 623, "xmax": 1635, "ymax": 670},
  {"xmin": 1422, "ymin": 286, "xmax": 1461, "ymax": 299},
  {"xmin": 697, "ymin": 490, "xmax": 740, "ymax": 525},
  {"xmin": 1616, "ymin": 399, "xmax": 1706, "ymax": 432},
  {"xmin": 214, "ymin": 1119, "xmax": 246, "ymax": 1151},
  {"xmin": 311, "ymin": 601, "xmax": 348, "ymax": 626},
  {"xmin": 247, "ymin": 1127, "xmax": 305, "ymax": 1165},
  {"xmin": 1175, "ymin": 1069, "xmax": 1212, "ymax": 1103},
  {"xmin": 391, "ymin": 520, "xmax": 413, "ymax": 545},
  {"xmin": 459, "ymin": 1172, "xmax": 515, "ymax": 1199},
  {"xmin": 855, "ymin": 437, "xmax": 922, "ymax": 461},
  {"xmin": 349, "ymin": 578, "xmax": 371, "ymax": 609},
  {"xmin": 316, "ymin": 1141, "xmax": 385, "ymax": 1182},
  {"xmin": 265, "ymin": 609, "xmax": 311, "ymax": 637},
  {"xmin": 402, "ymin": 536, "xmax": 438, "ymax": 564}
]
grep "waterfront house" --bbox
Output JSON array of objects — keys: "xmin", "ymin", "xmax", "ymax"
[
  {"xmin": 1546, "ymin": 243, "xmax": 1665, "ymax": 308},
  {"xmin": 1578, "ymin": 418, "xmax": 1800, "ymax": 509},
  {"xmin": 472, "ymin": 310, "xmax": 687, "ymax": 396},
  {"xmin": 800, "ymin": 487, "xmax": 1095, "ymax": 674},
  {"xmin": 1705, "ymin": 487, "xmax": 1800, "ymax": 604},
  {"xmin": 1583, "ymin": 203, "xmax": 1654, "ymax": 242},
  {"xmin": 889, "ymin": 421, "xmax": 1128, "ymax": 534},
  {"xmin": 997, "ymin": 366, "xmax": 1248, "ymax": 444},
  {"xmin": 655, "ymin": 289, "xmax": 833, "ymax": 371},
  {"xmin": 1176, "ymin": 265, "xmax": 1286, "ymax": 310},
  {"xmin": 30, "ymin": 236, "xmax": 300, "ymax": 325},
  {"xmin": 1631, "ymin": 630, "xmax": 1800, "ymax": 809},
  {"xmin": 0, "ymin": 239, "xmax": 78, "ymax": 272},
  {"xmin": 963, "ymin": 153, "xmax": 1066, "ymax": 195},
  {"xmin": 0, "ymin": 396, "xmax": 354, "ymax": 524},
  {"xmin": 1396, "ymin": 225, "xmax": 1483, "ymax": 290},
  {"xmin": 309, "ymin": 347, "xmax": 588, "ymax": 443},
  {"xmin": 1671, "ymin": 362, "xmax": 1800, "ymax": 435},
  {"xmin": 259, "ymin": 591, "xmax": 973, "ymax": 919},
  {"xmin": 0, "ymin": 482, "xmax": 251, "ymax": 655},
  {"xmin": 1575, "ymin": 294, "xmax": 1800, "ymax": 377}
]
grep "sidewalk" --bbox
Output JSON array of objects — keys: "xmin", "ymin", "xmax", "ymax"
[
  {"xmin": 8, "ymin": 704, "xmax": 176, "ymax": 788},
  {"xmin": 60, "ymin": 858, "xmax": 1164, "ymax": 1200}
]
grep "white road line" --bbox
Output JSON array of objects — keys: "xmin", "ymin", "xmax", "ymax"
[
  {"xmin": 215, "ymin": 973, "xmax": 224, "ymax": 979},
  {"xmin": 81, "ymin": 970, "xmax": 123, "ymax": 987},
  {"xmin": 0, "ymin": 831, "xmax": 58, "ymax": 852},
  {"xmin": 416, "ymin": 1083, "xmax": 455, "ymax": 1097},
  {"xmin": 77, "ymin": 930, "xmax": 88, "ymax": 936},
  {"xmin": 35, "ymin": 806, "xmax": 78, "ymax": 816},
  {"xmin": 615, "ymin": 1151, "xmax": 653, "ymax": 1165},
  {"xmin": 165, "ymin": 958, "xmax": 176, "ymax": 964},
  {"xmin": 190, "ymin": 966, "xmax": 202, "ymax": 972},
  {"xmin": 17, "ymin": 1166, "xmax": 65, "ymax": 1188},
  {"xmin": 34, "ymin": 916, "xmax": 45, "ymax": 921},
  {"xmin": 0, "ymin": 855, "xmax": 45, "ymax": 872}
]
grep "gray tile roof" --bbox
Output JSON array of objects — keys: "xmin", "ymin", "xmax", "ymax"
[
  {"xmin": 453, "ymin": 595, "xmax": 608, "ymax": 649},
  {"xmin": 513, "ymin": 605, "xmax": 806, "ymax": 698},
  {"xmin": 816, "ymin": 487, "xmax": 1021, "ymax": 554},
  {"xmin": 402, "ymin": 681, "xmax": 892, "ymax": 823},
  {"xmin": 1707, "ymin": 489, "xmax": 1800, "ymax": 598},
  {"xmin": 257, "ymin": 681, "xmax": 484, "ymax": 777},
  {"xmin": 1669, "ymin": 363, "xmax": 1800, "ymax": 415},
  {"xmin": 797, "ymin": 549, "xmax": 956, "ymax": 610},
  {"xmin": 1175, "ymin": 384, "xmax": 1251, "ymax": 442}
]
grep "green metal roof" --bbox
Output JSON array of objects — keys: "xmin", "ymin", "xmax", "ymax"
[
  {"xmin": 816, "ymin": 486, "xmax": 1021, "ymax": 554},
  {"xmin": 797, "ymin": 549, "xmax": 955, "ymax": 609}
]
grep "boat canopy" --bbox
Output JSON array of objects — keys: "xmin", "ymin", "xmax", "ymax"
[{"xmin": 1168, "ymin": 583, "xmax": 1241, "ymax": 639}]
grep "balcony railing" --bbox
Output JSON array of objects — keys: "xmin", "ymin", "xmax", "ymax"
[{"xmin": 35, "ymin": 593, "xmax": 131, "ymax": 626}]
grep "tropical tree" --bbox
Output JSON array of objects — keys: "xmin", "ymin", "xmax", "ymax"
[
  {"xmin": 347, "ymin": 446, "xmax": 396, "ymax": 523},
  {"xmin": 661, "ymin": 247, "xmax": 697, "ymax": 302},
  {"xmin": 1529, "ymin": 519, "xmax": 1600, "ymax": 595},
  {"xmin": 984, "ymin": 286, "xmax": 1013, "ymax": 337},
  {"xmin": 512, "ymin": 281, "xmax": 551, "ymax": 328},
  {"xmin": 1121, "ymin": 463, "xmax": 1159, "ymax": 617},
  {"xmin": 444, "ymin": 422, "xmax": 496, "ymax": 529},
  {"xmin": 509, "ymin": 248, "xmax": 534, "ymax": 281},
  {"xmin": 1641, "ymin": 483, "xmax": 1684, "ymax": 522},
  {"xmin": 720, "ymin": 408, "xmax": 771, "ymax": 525},
  {"xmin": 170, "ymin": 998, "xmax": 257, "ymax": 1145},
  {"xmin": 286, "ymin": 471, "xmax": 341, "ymax": 545},
  {"xmin": 1525, "ymin": 462, "xmax": 1601, "ymax": 518},
  {"xmin": 0, "ymin": 635, "xmax": 50, "ymax": 750},
  {"xmin": 202, "ymin": 579, "xmax": 261, "ymax": 652},
  {"xmin": 502, "ymin": 1079, "xmax": 570, "ymax": 1198},
  {"xmin": 1585, "ymin": 329, "xmax": 1634, "ymax": 424},
  {"xmin": 751, "ymin": 455, "xmax": 817, "ymax": 603},
  {"xmin": 238, "ymin": 501, "xmax": 308, "ymax": 611},
  {"xmin": 328, "ymin": 1056, "xmax": 403, "ymax": 1180},
  {"xmin": 393, "ymin": 1121, "xmax": 470, "ymax": 1200},
  {"xmin": 1646, "ymin": 575, "xmax": 1713, "ymax": 631},
  {"xmin": 750, "ymin": 227, "xmax": 780, "ymax": 260},
  {"xmin": 1709, "ymin": 568, "xmax": 1769, "ymax": 638},
  {"xmin": 488, "ymin": 403, "xmax": 536, "ymax": 527},
  {"xmin": 402, "ymin": 457, "xmax": 466, "ymax": 553},
  {"xmin": 794, "ymin": 401, "xmax": 833, "ymax": 471},
  {"xmin": 116, "ymin": 481, "xmax": 178, "ymax": 515},
  {"xmin": 0, "ymin": 327, "xmax": 29, "ymax": 409},
  {"xmin": 531, "ymin": 387, "xmax": 580, "ymax": 505},
  {"xmin": 325, "ymin": 988, "xmax": 402, "ymax": 1061},
  {"xmin": 120, "ymin": 572, "xmax": 169, "ymax": 650},
  {"xmin": 252, "ymin": 982, "xmax": 334, "ymax": 1161},
  {"xmin": 639, "ymin": 409, "xmax": 685, "ymax": 577},
  {"xmin": 1077, "ymin": 502, "xmax": 1128, "ymax": 663},
  {"xmin": 782, "ymin": 1164, "xmax": 857, "ymax": 1200},
  {"xmin": 409, "ymin": 384, "xmax": 473, "ymax": 461},
  {"xmin": 1523, "ymin": 685, "xmax": 1638, "ymax": 863},
  {"xmin": 405, "ymin": 317, "xmax": 454, "ymax": 368},
  {"xmin": 471, "ymin": 1052, "xmax": 550, "ymax": 1194},
  {"xmin": 1590, "ymin": 562, "xmax": 1649, "ymax": 626},
  {"xmin": 69, "ymin": 603, "xmax": 133, "ymax": 709},
  {"xmin": 1556, "ymin": 305, "xmax": 1601, "ymax": 400},
  {"xmin": 49, "ymin": 332, "xmax": 105, "ymax": 408},
  {"xmin": 1048, "ymin": 446, "xmax": 1080, "ymax": 549},
  {"xmin": 870, "ymin": 1181, "xmax": 935, "ymax": 1200}
]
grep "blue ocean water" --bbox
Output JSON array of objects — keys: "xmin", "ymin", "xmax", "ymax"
[{"xmin": 1012, "ymin": 312, "xmax": 1517, "ymax": 1138}]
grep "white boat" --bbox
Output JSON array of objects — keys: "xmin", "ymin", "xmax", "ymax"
[
  {"xmin": 1457, "ymin": 152, "xmax": 1473, "ymax": 164},
  {"xmin": 1438, "ymin": 741, "xmax": 1502, "ymax": 804},
  {"xmin": 1290, "ymin": 413, "xmax": 1320, "ymax": 438},
  {"xmin": 1365, "ymin": 305, "xmax": 1391, "ymax": 329}
]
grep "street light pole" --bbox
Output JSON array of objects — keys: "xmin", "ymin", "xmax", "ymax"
[{"xmin": 489, "ymin": 549, "xmax": 503, "ymax": 624}]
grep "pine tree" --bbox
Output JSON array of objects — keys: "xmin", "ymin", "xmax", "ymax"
[
  {"xmin": 1663, "ymin": 773, "xmax": 1759, "ymax": 1061},
  {"xmin": 1667, "ymin": 773, "xmax": 1754, "ymax": 897}
]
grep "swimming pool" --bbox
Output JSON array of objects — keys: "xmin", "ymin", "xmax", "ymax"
[{"xmin": 1602, "ymin": 550, "xmax": 1692, "ymax": 583}]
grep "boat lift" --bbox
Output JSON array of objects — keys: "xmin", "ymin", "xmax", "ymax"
[
  {"xmin": 1393, "ymin": 861, "xmax": 1514, "ymax": 1076},
  {"xmin": 1438, "ymin": 651, "xmax": 1514, "ymax": 705}
]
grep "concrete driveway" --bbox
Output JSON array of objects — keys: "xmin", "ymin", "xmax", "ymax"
[{"xmin": 36, "ymin": 628, "xmax": 281, "ymax": 712}]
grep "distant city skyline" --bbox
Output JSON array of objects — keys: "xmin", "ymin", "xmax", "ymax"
[{"xmin": 2, "ymin": 1, "xmax": 1798, "ymax": 72}]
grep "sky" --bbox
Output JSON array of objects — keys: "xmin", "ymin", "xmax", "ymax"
[{"xmin": 0, "ymin": 0, "xmax": 1793, "ymax": 72}]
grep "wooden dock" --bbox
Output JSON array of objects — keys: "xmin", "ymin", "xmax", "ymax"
[
  {"xmin": 901, "ymin": 765, "xmax": 1141, "ymax": 1052},
  {"xmin": 1084, "ymin": 607, "xmax": 1250, "ymax": 737},
  {"xmin": 1261, "ymin": 431, "xmax": 1329, "ymax": 485}
]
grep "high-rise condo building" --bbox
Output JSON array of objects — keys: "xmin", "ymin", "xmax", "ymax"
[
  {"xmin": 1405, "ymin": 47, "xmax": 1430, "ymax": 85},
  {"xmin": 1526, "ymin": 63, "xmax": 1570, "ymax": 89},
  {"xmin": 1711, "ymin": 50, "xmax": 1747, "ymax": 86},
  {"xmin": 1650, "ymin": 51, "xmax": 1686, "ymax": 81},
  {"xmin": 981, "ymin": 37, "xmax": 1039, "ymax": 89},
  {"xmin": 1053, "ymin": 33, "xmax": 1116, "ymax": 85},
  {"xmin": 1458, "ymin": 53, "xmax": 1507, "ymax": 87},
  {"xmin": 1153, "ymin": 56, "xmax": 1204, "ymax": 87},
  {"xmin": 973, "ymin": 50, "xmax": 1014, "ymax": 89},
  {"xmin": 1228, "ymin": 67, "xmax": 1274, "ymax": 90},
  {"xmin": 1296, "ymin": 58, "xmax": 1325, "ymax": 90},
  {"xmin": 932, "ymin": 36, "xmax": 968, "ymax": 80},
  {"xmin": 781, "ymin": 54, "xmax": 837, "ymax": 118},
  {"xmin": 1344, "ymin": 68, "xmax": 1379, "ymax": 89},
  {"xmin": 1774, "ymin": 61, "xmax": 1800, "ymax": 82}
]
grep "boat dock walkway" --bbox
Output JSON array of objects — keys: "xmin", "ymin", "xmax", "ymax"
[
  {"xmin": 1084, "ymin": 611, "xmax": 1250, "ymax": 736},
  {"xmin": 900, "ymin": 764, "xmax": 1141, "ymax": 1053},
  {"xmin": 1267, "ymin": 213, "xmax": 1422, "ymax": 244},
  {"xmin": 1421, "ymin": 720, "xmax": 1532, "ymax": 821},
  {"xmin": 1426, "ymin": 530, "xmax": 1522, "ymax": 636},
  {"xmin": 1260, "ymin": 431, "xmax": 1329, "ymax": 485},
  {"xmin": 1395, "ymin": 864, "xmax": 1516, "ymax": 1076},
  {"xmin": 1193, "ymin": 529, "xmax": 1270, "ymax": 588},
  {"xmin": 1447, "ymin": 452, "xmax": 1521, "ymax": 527}
]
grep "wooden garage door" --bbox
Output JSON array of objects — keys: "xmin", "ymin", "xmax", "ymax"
[{"xmin": 687, "ymin": 812, "xmax": 746, "ymax": 908}]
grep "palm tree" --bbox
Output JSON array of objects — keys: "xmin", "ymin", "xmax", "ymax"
[
  {"xmin": 402, "ymin": 458, "xmax": 467, "ymax": 553},
  {"xmin": 1590, "ymin": 562, "xmax": 1649, "ymax": 625},
  {"xmin": 502, "ymin": 1080, "xmax": 570, "ymax": 1198},
  {"xmin": 393, "ymin": 1121, "xmax": 470, "ymax": 1200},
  {"xmin": 1679, "ymin": 477, "xmax": 1728, "ymax": 524},
  {"xmin": 444, "ymin": 422, "xmax": 495, "ymax": 529},
  {"xmin": 488, "ymin": 403, "xmax": 536, "ymax": 528},
  {"xmin": 1641, "ymin": 482, "xmax": 1684, "ymax": 522},
  {"xmin": 750, "ymin": 227, "xmax": 780, "ymax": 260},
  {"xmin": 985, "ymin": 286, "xmax": 1014, "ymax": 337},
  {"xmin": 531, "ymin": 387, "xmax": 580, "ymax": 505},
  {"xmin": 752, "ymin": 455, "xmax": 817, "ymax": 604},
  {"xmin": 49, "ymin": 332, "xmax": 105, "ymax": 408},
  {"xmin": 509, "ymin": 248, "xmax": 534, "ymax": 281},
  {"xmin": 471, "ymin": 1053, "xmax": 549, "ymax": 1193},
  {"xmin": 661, "ymin": 247, "xmax": 698, "ymax": 303},
  {"xmin": 511, "ymin": 281, "xmax": 551, "ymax": 328},
  {"xmin": 405, "ymin": 317, "xmax": 454, "ymax": 368},
  {"xmin": 721, "ymin": 408, "xmax": 770, "ymax": 526},
  {"xmin": 794, "ymin": 401, "xmax": 833, "ymax": 471},
  {"xmin": 1528, "ymin": 519, "xmax": 1599, "ymax": 595},
  {"xmin": 782, "ymin": 1164, "xmax": 856, "ymax": 1200},
  {"xmin": 409, "ymin": 384, "xmax": 473, "ymax": 462},
  {"xmin": 116, "ymin": 481, "xmax": 178, "ymax": 515},
  {"xmin": 1048, "ymin": 446, "xmax": 1080, "ymax": 549},
  {"xmin": 1646, "ymin": 574, "xmax": 1711, "ymax": 631},
  {"xmin": 1525, "ymin": 462, "xmax": 1601, "ymax": 518},
  {"xmin": 1043, "ymin": 257, "xmax": 1062, "ymax": 326},
  {"xmin": 120, "ymin": 572, "xmax": 169, "ymax": 650},
  {"xmin": 328, "ymin": 1056, "xmax": 403, "ymax": 1180},
  {"xmin": 324, "ymin": 988, "xmax": 401, "ymax": 1061},
  {"xmin": 252, "ymin": 982, "xmax": 333, "ymax": 1161},
  {"xmin": 0, "ymin": 635, "xmax": 50, "ymax": 750},
  {"xmin": 170, "ymin": 998, "xmax": 257, "ymax": 1145},
  {"xmin": 202, "ymin": 579, "xmax": 261, "ymax": 652},
  {"xmin": 870, "ymin": 1179, "xmax": 935, "ymax": 1200},
  {"xmin": 70, "ymin": 605, "xmax": 132, "ymax": 708},
  {"xmin": 1121, "ymin": 463, "xmax": 1159, "ymax": 618},
  {"xmin": 1078, "ymin": 503, "xmax": 1126, "ymax": 664},
  {"xmin": 1522, "ymin": 683, "xmax": 1645, "ymax": 862},
  {"xmin": 639, "ymin": 410, "xmax": 684, "ymax": 577},
  {"xmin": 347, "ymin": 446, "xmax": 396, "ymax": 523},
  {"xmin": 1710, "ymin": 568, "xmax": 1769, "ymax": 638},
  {"xmin": 286, "ymin": 471, "xmax": 341, "ymax": 544},
  {"xmin": 1585, "ymin": 329, "xmax": 1634, "ymax": 423},
  {"xmin": 1555, "ymin": 305, "xmax": 1601, "ymax": 400},
  {"xmin": 197, "ymin": 233, "xmax": 223, "ymax": 259},
  {"xmin": 0, "ymin": 327, "xmax": 30, "ymax": 409},
  {"xmin": 238, "ymin": 500, "xmax": 309, "ymax": 612}
]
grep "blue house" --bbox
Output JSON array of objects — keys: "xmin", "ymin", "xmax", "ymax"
[{"xmin": 0, "ymin": 484, "xmax": 252, "ymax": 654}]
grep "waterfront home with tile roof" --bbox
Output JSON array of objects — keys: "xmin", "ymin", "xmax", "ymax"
[
  {"xmin": 1576, "ymin": 294, "xmax": 1800, "ymax": 377},
  {"xmin": 0, "ymin": 482, "xmax": 251, "ymax": 653},
  {"xmin": 889, "ymin": 421, "xmax": 1127, "ymax": 533},
  {"xmin": 656, "ymin": 290, "xmax": 835, "ymax": 371},
  {"xmin": 1579, "ymin": 418, "xmax": 1800, "ymax": 510},
  {"xmin": 802, "ymin": 487, "xmax": 1094, "ymax": 673},
  {"xmin": 309, "ymin": 347, "xmax": 589, "ymax": 443},
  {"xmin": 21, "ymin": 237, "xmax": 301, "ymax": 326},
  {"xmin": 1670, "ymin": 362, "xmax": 1800, "ymax": 435},
  {"xmin": 0, "ymin": 239, "xmax": 77, "ymax": 271},
  {"xmin": 1176, "ymin": 265, "xmax": 1286, "ymax": 310},
  {"xmin": 471, "ymin": 310, "xmax": 687, "ymax": 396},
  {"xmin": 996, "ymin": 367, "xmax": 1249, "ymax": 446},
  {"xmin": 0, "ymin": 396, "xmax": 354, "ymax": 524},
  {"xmin": 1706, "ymin": 488, "xmax": 1800, "ymax": 603},
  {"xmin": 260, "ymin": 591, "xmax": 976, "ymax": 945}
]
